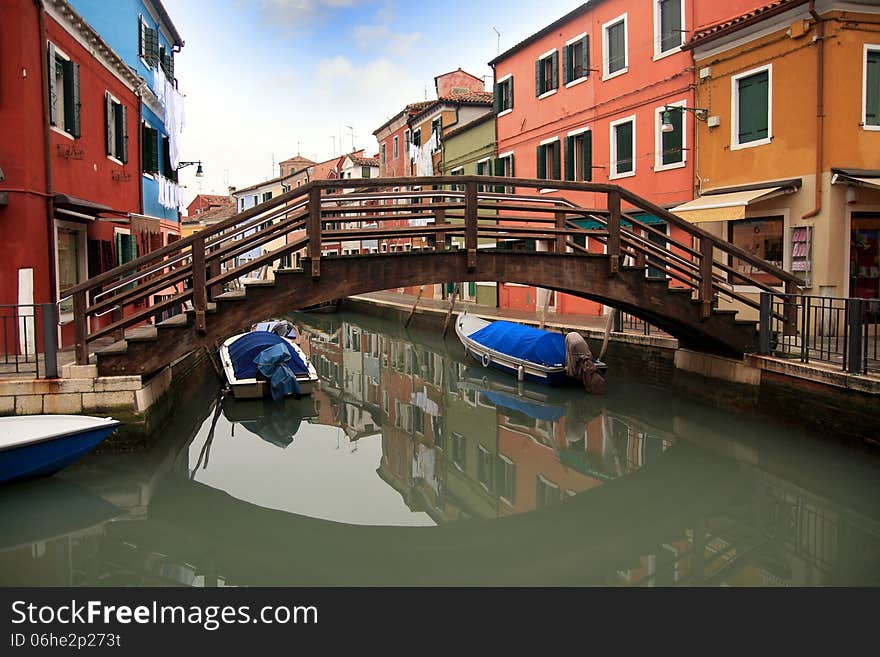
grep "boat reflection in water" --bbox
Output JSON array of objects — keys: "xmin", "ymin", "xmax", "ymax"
[{"xmin": 1, "ymin": 311, "xmax": 879, "ymax": 587}]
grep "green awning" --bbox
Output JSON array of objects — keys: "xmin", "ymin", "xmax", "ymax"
[{"xmin": 572, "ymin": 212, "xmax": 666, "ymax": 231}]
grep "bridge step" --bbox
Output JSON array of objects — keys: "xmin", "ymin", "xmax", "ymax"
[
  {"xmin": 216, "ymin": 290, "xmax": 247, "ymax": 301},
  {"xmin": 157, "ymin": 314, "xmax": 190, "ymax": 329}
]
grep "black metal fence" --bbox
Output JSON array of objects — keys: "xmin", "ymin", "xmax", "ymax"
[
  {"xmin": 0, "ymin": 304, "xmax": 59, "ymax": 379},
  {"xmin": 759, "ymin": 293, "xmax": 879, "ymax": 375},
  {"xmin": 614, "ymin": 311, "xmax": 662, "ymax": 336}
]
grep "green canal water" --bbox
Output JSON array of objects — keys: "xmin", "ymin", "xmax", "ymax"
[{"xmin": 2, "ymin": 310, "xmax": 880, "ymax": 586}]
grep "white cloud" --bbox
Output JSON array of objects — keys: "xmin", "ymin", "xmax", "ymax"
[
  {"xmin": 352, "ymin": 5, "xmax": 421, "ymax": 57},
  {"xmin": 255, "ymin": 0, "xmax": 369, "ymax": 27}
]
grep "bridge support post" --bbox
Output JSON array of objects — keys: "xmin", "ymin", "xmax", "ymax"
[
  {"xmin": 308, "ymin": 187, "xmax": 322, "ymax": 279},
  {"xmin": 699, "ymin": 237, "xmax": 714, "ymax": 320},
  {"xmin": 847, "ymin": 298, "xmax": 864, "ymax": 374},
  {"xmin": 435, "ymin": 204, "xmax": 446, "ymax": 251},
  {"xmin": 192, "ymin": 236, "xmax": 207, "ymax": 335},
  {"xmin": 607, "ymin": 191, "xmax": 620, "ymax": 275},
  {"xmin": 73, "ymin": 290, "xmax": 88, "ymax": 365},
  {"xmin": 783, "ymin": 280, "xmax": 798, "ymax": 337},
  {"xmin": 555, "ymin": 211, "xmax": 566, "ymax": 253},
  {"xmin": 465, "ymin": 181, "xmax": 477, "ymax": 271}
]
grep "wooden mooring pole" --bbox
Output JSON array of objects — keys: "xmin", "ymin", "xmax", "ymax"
[
  {"xmin": 405, "ymin": 285, "xmax": 425, "ymax": 328},
  {"xmin": 442, "ymin": 284, "xmax": 459, "ymax": 338}
]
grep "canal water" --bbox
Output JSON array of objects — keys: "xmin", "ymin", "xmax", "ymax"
[{"xmin": 2, "ymin": 310, "xmax": 880, "ymax": 586}]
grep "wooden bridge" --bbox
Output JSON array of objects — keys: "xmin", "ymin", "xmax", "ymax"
[{"xmin": 63, "ymin": 176, "xmax": 801, "ymax": 376}]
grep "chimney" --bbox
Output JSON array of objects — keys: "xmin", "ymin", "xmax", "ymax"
[{"xmin": 228, "ymin": 185, "xmax": 236, "ymax": 200}]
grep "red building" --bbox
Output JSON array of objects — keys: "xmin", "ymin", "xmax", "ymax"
[
  {"xmin": 186, "ymin": 194, "xmax": 231, "ymax": 218},
  {"xmin": 1, "ymin": 0, "xmax": 142, "ymax": 346},
  {"xmin": 489, "ymin": 0, "xmax": 767, "ymax": 316}
]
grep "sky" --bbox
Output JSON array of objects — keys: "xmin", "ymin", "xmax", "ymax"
[{"xmin": 164, "ymin": 0, "xmax": 577, "ymax": 208}]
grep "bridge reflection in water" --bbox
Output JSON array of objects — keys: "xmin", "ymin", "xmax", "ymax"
[{"xmin": 1, "ymin": 312, "xmax": 879, "ymax": 587}]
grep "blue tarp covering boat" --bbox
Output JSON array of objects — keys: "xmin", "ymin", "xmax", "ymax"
[
  {"xmin": 480, "ymin": 390, "xmax": 566, "ymax": 422},
  {"xmin": 227, "ymin": 332, "xmax": 308, "ymax": 381},
  {"xmin": 469, "ymin": 321, "xmax": 566, "ymax": 368}
]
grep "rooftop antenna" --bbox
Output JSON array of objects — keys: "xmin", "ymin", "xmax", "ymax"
[
  {"xmin": 493, "ymin": 27, "xmax": 501, "ymax": 54},
  {"xmin": 346, "ymin": 125, "xmax": 356, "ymax": 151},
  {"xmin": 331, "ymin": 135, "xmax": 336, "ymax": 157}
]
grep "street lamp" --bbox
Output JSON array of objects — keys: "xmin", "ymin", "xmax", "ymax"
[
  {"xmin": 661, "ymin": 106, "xmax": 710, "ymax": 133},
  {"xmin": 177, "ymin": 160, "xmax": 204, "ymax": 177}
]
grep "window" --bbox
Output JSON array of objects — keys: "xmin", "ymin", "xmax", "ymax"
[
  {"xmin": 733, "ymin": 66, "xmax": 771, "ymax": 149},
  {"xmin": 361, "ymin": 166, "xmax": 371, "ymax": 178},
  {"xmin": 564, "ymin": 35, "xmax": 590, "ymax": 84},
  {"xmin": 646, "ymin": 223, "xmax": 669, "ymax": 279},
  {"xmin": 536, "ymin": 475, "xmax": 561, "ymax": 508},
  {"xmin": 536, "ymin": 139, "xmax": 561, "ymax": 180},
  {"xmin": 115, "ymin": 230, "xmax": 139, "ymax": 267},
  {"xmin": 412, "ymin": 128, "xmax": 421, "ymax": 148},
  {"xmin": 535, "ymin": 50, "xmax": 559, "ymax": 97},
  {"xmin": 47, "ymin": 44, "xmax": 80, "ymax": 138},
  {"xmin": 728, "ymin": 216, "xmax": 784, "ymax": 286},
  {"xmin": 494, "ymin": 75, "xmax": 514, "ymax": 114},
  {"xmin": 655, "ymin": 0, "xmax": 684, "ymax": 57},
  {"xmin": 610, "ymin": 116, "xmax": 635, "ymax": 178},
  {"xmin": 564, "ymin": 130, "xmax": 592, "ymax": 181},
  {"xmin": 864, "ymin": 45, "xmax": 880, "ymax": 129},
  {"xmin": 162, "ymin": 135, "xmax": 177, "ymax": 182},
  {"xmin": 393, "ymin": 136, "xmax": 399, "ymax": 159},
  {"xmin": 452, "ymin": 432, "xmax": 467, "ymax": 470},
  {"xmin": 496, "ymin": 455, "xmax": 515, "ymax": 504},
  {"xmin": 381, "ymin": 143, "xmax": 387, "ymax": 167},
  {"xmin": 56, "ymin": 222, "xmax": 86, "ymax": 315},
  {"xmin": 105, "ymin": 93, "xmax": 128, "ymax": 163},
  {"xmin": 262, "ymin": 191, "xmax": 273, "ymax": 203},
  {"xmin": 494, "ymin": 153, "xmax": 515, "ymax": 193},
  {"xmin": 431, "ymin": 117, "xmax": 442, "ymax": 142},
  {"xmin": 139, "ymin": 16, "xmax": 160, "ymax": 66},
  {"xmin": 404, "ymin": 129, "xmax": 412, "ymax": 150},
  {"xmin": 161, "ymin": 50, "xmax": 174, "ymax": 81},
  {"xmin": 656, "ymin": 102, "xmax": 685, "ymax": 169},
  {"xmin": 603, "ymin": 14, "xmax": 628, "ymax": 79},
  {"xmin": 477, "ymin": 445, "xmax": 494, "ymax": 491},
  {"xmin": 142, "ymin": 123, "xmax": 159, "ymax": 174},
  {"xmin": 476, "ymin": 158, "xmax": 492, "ymax": 192},
  {"xmin": 450, "ymin": 167, "xmax": 465, "ymax": 192}
]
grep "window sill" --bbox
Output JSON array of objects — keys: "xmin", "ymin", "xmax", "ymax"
[
  {"xmin": 497, "ymin": 108, "xmax": 513, "ymax": 118},
  {"xmin": 565, "ymin": 76, "xmax": 589, "ymax": 89},
  {"xmin": 539, "ymin": 187, "xmax": 559, "ymax": 194},
  {"xmin": 609, "ymin": 170, "xmax": 635, "ymax": 181},
  {"xmin": 654, "ymin": 160, "xmax": 686, "ymax": 172},
  {"xmin": 107, "ymin": 155, "xmax": 124, "ymax": 166},
  {"xmin": 602, "ymin": 67, "xmax": 628, "ymax": 82},
  {"xmin": 861, "ymin": 124, "xmax": 880, "ymax": 131},
  {"xmin": 537, "ymin": 89, "xmax": 558, "ymax": 100},
  {"xmin": 653, "ymin": 46, "xmax": 683, "ymax": 62},
  {"xmin": 50, "ymin": 125, "xmax": 75, "ymax": 141},
  {"xmin": 730, "ymin": 137, "xmax": 772, "ymax": 151}
]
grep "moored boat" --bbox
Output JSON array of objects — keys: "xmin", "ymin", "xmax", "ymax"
[
  {"xmin": 455, "ymin": 312, "xmax": 607, "ymax": 387},
  {"xmin": 0, "ymin": 415, "xmax": 121, "ymax": 485},
  {"xmin": 219, "ymin": 331, "xmax": 319, "ymax": 400}
]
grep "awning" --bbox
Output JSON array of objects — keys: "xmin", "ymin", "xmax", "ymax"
[
  {"xmin": 670, "ymin": 187, "xmax": 790, "ymax": 223},
  {"xmin": 53, "ymin": 193, "xmax": 129, "ymax": 223},
  {"xmin": 831, "ymin": 170, "xmax": 880, "ymax": 191},
  {"xmin": 572, "ymin": 212, "xmax": 666, "ymax": 231}
]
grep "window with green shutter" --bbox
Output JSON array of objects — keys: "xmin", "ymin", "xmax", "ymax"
[
  {"xmin": 162, "ymin": 135, "xmax": 177, "ymax": 182},
  {"xmin": 140, "ymin": 16, "xmax": 160, "ymax": 66},
  {"xmin": 565, "ymin": 131, "xmax": 592, "ymax": 181},
  {"xmin": 564, "ymin": 36, "xmax": 590, "ymax": 84},
  {"xmin": 142, "ymin": 124, "xmax": 159, "ymax": 174},
  {"xmin": 866, "ymin": 49, "xmax": 880, "ymax": 127},
  {"xmin": 613, "ymin": 120, "xmax": 634, "ymax": 175},
  {"xmin": 105, "ymin": 93, "xmax": 128, "ymax": 163},
  {"xmin": 658, "ymin": 0, "xmax": 683, "ymax": 55},
  {"xmin": 48, "ymin": 45, "xmax": 80, "ymax": 138},
  {"xmin": 535, "ymin": 51, "xmax": 558, "ymax": 96},
  {"xmin": 494, "ymin": 76, "xmax": 514, "ymax": 113},
  {"xmin": 736, "ymin": 68, "xmax": 770, "ymax": 145},
  {"xmin": 605, "ymin": 18, "xmax": 627, "ymax": 76},
  {"xmin": 537, "ymin": 142, "xmax": 561, "ymax": 181},
  {"xmin": 660, "ymin": 108, "xmax": 683, "ymax": 166}
]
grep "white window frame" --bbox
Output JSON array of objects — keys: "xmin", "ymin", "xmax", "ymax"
[
  {"xmin": 653, "ymin": 0, "xmax": 686, "ymax": 61},
  {"xmin": 537, "ymin": 48, "xmax": 558, "ymax": 99},
  {"xmin": 731, "ymin": 64, "xmax": 773, "ymax": 151},
  {"xmin": 106, "ymin": 91, "xmax": 125, "ymax": 165},
  {"xmin": 863, "ymin": 44, "xmax": 880, "ymax": 131},
  {"xmin": 497, "ymin": 73, "xmax": 514, "ymax": 117},
  {"xmin": 393, "ymin": 135, "xmax": 399, "ymax": 159},
  {"xmin": 538, "ymin": 136, "xmax": 560, "ymax": 192},
  {"xmin": 609, "ymin": 115, "xmax": 636, "ymax": 180},
  {"xmin": 654, "ymin": 100, "xmax": 687, "ymax": 172},
  {"xmin": 602, "ymin": 13, "xmax": 629, "ymax": 81},
  {"xmin": 565, "ymin": 32, "xmax": 590, "ymax": 88},
  {"xmin": 49, "ymin": 43, "xmax": 75, "ymax": 140}
]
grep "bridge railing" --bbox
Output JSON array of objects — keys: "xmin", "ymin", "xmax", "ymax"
[{"xmin": 62, "ymin": 176, "xmax": 803, "ymax": 365}]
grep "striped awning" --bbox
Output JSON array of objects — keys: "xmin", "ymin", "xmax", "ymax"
[{"xmin": 670, "ymin": 187, "xmax": 791, "ymax": 223}]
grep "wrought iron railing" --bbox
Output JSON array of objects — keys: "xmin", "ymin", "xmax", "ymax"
[
  {"xmin": 759, "ymin": 293, "xmax": 879, "ymax": 375},
  {"xmin": 0, "ymin": 303, "xmax": 59, "ymax": 379},
  {"xmin": 60, "ymin": 176, "xmax": 803, "ymax": 366}
]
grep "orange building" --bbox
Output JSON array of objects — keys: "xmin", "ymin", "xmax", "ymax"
[{"xmin": 676, "ymin": 0, "xmax": 880, "ymax": 304}]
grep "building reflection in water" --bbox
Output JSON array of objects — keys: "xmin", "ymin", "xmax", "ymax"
[{"xmin": 1, "ymin": 313, "xmax": 879, "ymax": 587}]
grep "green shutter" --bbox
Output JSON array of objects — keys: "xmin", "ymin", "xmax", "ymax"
[
  {"xmin": 562, "ymin": 44, "xmax": 570, "ymax": 85},
  {"xmin": 71, "ymin": 62, "xmax": 81, "ymax": 138},
  {"xmin": 138, "ymin": 16, "xmax": 144, "ymax": 57},
  {"xmin": 564, "ymin": 136, "xmax": 575, "ymax": 181},
  {"xmin": 493, "ymin": 82, "xmax": 502, "ymax": 114},
  {"xmin": 867, "ymin": 51, "xmax": 880, "ymax": 126},
  {"xmin": 494, "ymin": 158, "xmax": 505, "ymax": 176},
  {"xmin": 120, "ymin": 104, "xmax": 128, "ymax": 163},
  {"xmin": 47, "ymin": 43, "xmax": 57, "ymax": 126},
  {"xmin": 615, "ymin": 121, "xmax": 633, "ymax": 174},
  {"xmin": 145, "ymin": 26, "xmax": 159, "ymax": 64},
  {"xmin": 738, "ymin": 70, "xmax": 769, "ymax": 143},
  {"xmin": 509, "ymin": 77, "xmax": 514, "ymax": 110},
  {"xmin": 662, "ymin": 108, "xmax": 683, "ymax": 165},
  {"xmin": 551, "ymin": 51, "xmax": 559, "ymax": 90},
  {"xmin": 509, "ymin": 154, "xmax": 515, "ymax": 177},
  {"xmin": 536, "ymin": 145, "xmax": 546, "ymax": 179},
  {"xmin": 609, "ymin": 22, "xmax": 626, "ymax": 73},
  {"xmin": 143, "ymin": 125, "xmax": 159, "ymax": 174},
  {"xmin": 583, "ymin": 36, "xmax": 590, "ymax": 77},
  {"xmin": 105, "ymin": 93, "xmax": 113, "ymax": 155},
  {"xmin": 62, "ymin": 60, "xmax": 79, "ymax": 137},
  {"xmin": 660, "ymin": 0, "xmax": 683, "ymax": 53},
  {"xmin": 535, "ymin": 59, "xmax": 542, "ymax": 96},
  {"xmin": 551, "ymin": 141, "xmax": 561, "ymax": 180},
  {"xmin": 582, "ymin": 131, "xmax": 592, "ymax": 182},
  {"xmin": 114, "ymin": 102, "xmax": 124, "ymax": 159}
]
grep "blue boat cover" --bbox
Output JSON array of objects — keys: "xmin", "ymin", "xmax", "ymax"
[
  {"xmin": 469, "ymin": 321, "xmax": 566, "ymax": 367},
  {"xmin": 254, "ymin": 343, "xmax": 302, "ymax": 401},
  {"xmin": 228, "ymin": 332, "xmax": 308, "ymax": 380},
  {"xmin": 481, "ymin": 391, "xmax": 566, "ymax": 421}
]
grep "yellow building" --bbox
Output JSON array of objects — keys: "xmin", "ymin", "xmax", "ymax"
[{"xmin": 674, "ymin": 0, "xmax": 880, "ymax": 305}]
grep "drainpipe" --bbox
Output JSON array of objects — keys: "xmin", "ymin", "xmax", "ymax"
[
  {"xmin": 802, "ymin": 0, "xmax": 825, "ymax": 221},
  {"xmin": 35, "ymin": 0, "xmax": 56, "ymax": 302}
]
